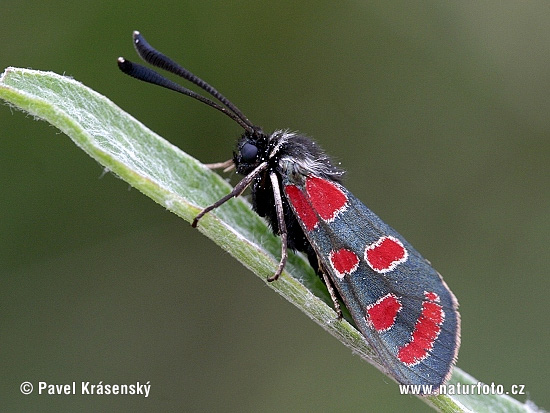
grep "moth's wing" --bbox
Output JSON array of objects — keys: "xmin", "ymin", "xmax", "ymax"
[{"xmin": 282, "ymin": 175, "xmax": 460, "ymax": 391}]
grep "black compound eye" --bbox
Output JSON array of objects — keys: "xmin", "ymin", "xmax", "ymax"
[{"xmin": 241, "ymin": 142, "xmax": 258, "ymax": 162}]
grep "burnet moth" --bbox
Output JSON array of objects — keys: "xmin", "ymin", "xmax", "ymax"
[{"xmin": 118, "ymin": 31, "xmax": 460, "ymax": 394}]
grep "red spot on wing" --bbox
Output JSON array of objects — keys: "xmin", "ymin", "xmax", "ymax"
[
  {"xmin": 305, "ymin": 176, "xmax": 348, "ymax": 222},
  {"xmin": 366, "ymin": 293, "xmax": 402, "ymax": 331},
  {"xmin": 329, "ymin": 248, "xmax": 359, "ymax": 279},
  {"xmin": 424, "ymin": 291, "xmax": 439, "ymax": 302},
  {"xmin": 397, "ymin": 292, "xmax": 445, "ymax": 366},
  {"xmin": 365, "ymin": 236, "xmax": 408, "ymax": 273},
  {"xmin": 284, "ymin": 185, "xmax": 319, "ymax": 231}
]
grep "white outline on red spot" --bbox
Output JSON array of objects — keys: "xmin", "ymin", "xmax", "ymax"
[
  {"xmin": 365, "ymin": 293, "xmax": 402, "ymax": 332},
  {"xmin": 397, "ymin": 291, "xmax": 445, "ymax": 366},
  {"xmin": 328, "ymin": 248, "xmax": 360, "ymax": 279},
  {"xmin": 305, "ymin": 177, "xmax": 349, "ymax": 224},
  {"xmin": 364, "ymin": 235, "xmax": 408, "ymax": 274},
  {"xmin": 323, "ymin": 202, "xmax": 348, "ymax": 224}
]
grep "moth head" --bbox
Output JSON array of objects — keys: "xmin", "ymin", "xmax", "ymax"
[{"xmin": 233, "ymin": 130, "xmax": 269, "ymax": 175}]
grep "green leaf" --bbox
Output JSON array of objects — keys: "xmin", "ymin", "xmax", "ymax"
[{"xmin": 0, "ymin": 67, "xmax": 541, "ymax": 412}]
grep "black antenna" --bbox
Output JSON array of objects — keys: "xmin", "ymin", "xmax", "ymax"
[
  {"xmin": 117, "ymin": 57, "xmax": 253, "ymax": 131},
  {"xmin": 118, "ymin": 31, "xmax": 259, "ymax": 134}
]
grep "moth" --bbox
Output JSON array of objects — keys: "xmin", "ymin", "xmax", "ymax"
[{"xmin": 118, "ymin": 31, "xmax": 460, "ymax": 394}]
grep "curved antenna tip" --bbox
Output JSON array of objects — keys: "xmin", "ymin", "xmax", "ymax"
[
  {"xmin": 120, "ymin": 30, "xmax": 258, "ymax": 133},
  {"xmin": 117, "ymin": 57, "xmax": 132, "ymax": 73}
]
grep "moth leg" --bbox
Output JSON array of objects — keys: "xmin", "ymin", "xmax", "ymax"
[
  {"xmin": 192, "ymin": 161, "xmax": 268, "ymax": 227},
  {"xmin": 267, "ymin": 171, "xmax": 288, "ymax": 282},
  {"xmin": 204, "ymin": 159, "xmax": 235, "ymax": 172},
  {"xmin": 318, "ymin": 260, "xmax": 343, "ymax": 319}
]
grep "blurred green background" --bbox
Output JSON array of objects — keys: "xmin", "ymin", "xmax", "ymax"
[{"xmin": 1, "ymin": 1, "xmax": 548, "ymax": 412}]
